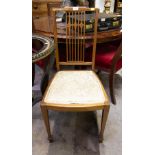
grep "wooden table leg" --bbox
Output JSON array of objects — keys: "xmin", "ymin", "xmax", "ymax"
[
  {"xmin": 99, "ymin": 105, "xmax": 110, "ymax": 143},
  {"xmin": 40, "ymin": 106, "xmax": 53, "ymax": 143}
]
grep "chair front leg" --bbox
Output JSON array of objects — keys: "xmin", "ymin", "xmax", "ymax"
[
  {"xmin": 40, "ymin": 106, "xmax": 53, "ymax": 143},
  {"xmin": 99, "ymin": 105, "xmax": 110, "ymax": 143}
]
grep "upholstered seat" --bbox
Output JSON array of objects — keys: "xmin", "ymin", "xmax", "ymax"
[{"xmin": 44, "ymin": 71, "xmax": 106, "ymax": 105}]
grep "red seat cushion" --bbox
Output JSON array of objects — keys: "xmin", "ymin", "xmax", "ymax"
[
  {"xmin": 85, "ymin": 42, "xmax": 122, "ymax": 72},
  {"xmin": 95, "ymin": 44, "xmax": 122, "ymax": 71}
]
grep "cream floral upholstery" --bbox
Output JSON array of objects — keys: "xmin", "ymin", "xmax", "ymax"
[{"xmin": 44, "ymin": 71, "xmax": 106, "ymax": 104}]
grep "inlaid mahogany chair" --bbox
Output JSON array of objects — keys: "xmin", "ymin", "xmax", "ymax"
[
  {"xmin": 95, "ymin": 40, "xmax": 122, "ymax": 105},
  {"xmin": 41, "ymin": 7, "xmax": 110, "ymax": 143}
]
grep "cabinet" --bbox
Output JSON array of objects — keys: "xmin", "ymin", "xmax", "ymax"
[{"xmin": 32, "ymin": 0, "xmax": 63, "ymax": 34}]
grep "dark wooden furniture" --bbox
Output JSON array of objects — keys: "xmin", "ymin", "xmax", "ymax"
[
  {"xmin": 32, "ymin": 34, "xmax": 55, "ymax": 106},
  {"xmin": 32, "ymin": 1, "xmax": 122, "ymax": 43},
  {"xmin": 95, "ymin": 40, "xmax": 122, "ymax": 105},
  {"xmin": 41, "ymin": 7, "xmax": 110, "ymax": 143},
  {"xmin": 32, "ymin": 0, "xmax": 63, "ymax": 33},
  {"xmin": 34, "ymin": 20, "xmax": 122, "ymax": 43}
]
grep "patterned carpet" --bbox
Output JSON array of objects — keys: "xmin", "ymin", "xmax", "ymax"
[{"xmin": 32, "ymin": 66, "xmax": 122, "ymax": 155}]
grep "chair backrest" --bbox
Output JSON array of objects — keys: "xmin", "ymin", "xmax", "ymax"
[{"xmin": 52, "ymin": 7, "xmax": 99, "ymax": 70}]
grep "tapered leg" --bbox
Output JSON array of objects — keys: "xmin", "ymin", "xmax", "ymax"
[
  {"xmin": 99, "ymin": 105, "xmax": 110, "ymax": 143},
  {"xmin": 40, "ymin": 106, "xmax": 53, "ymax": 143},
  {"xmin": 109, "ymin": 70, "xmax": 116, "ymax": 105}
]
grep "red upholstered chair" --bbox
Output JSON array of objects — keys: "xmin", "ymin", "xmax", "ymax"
[{"xmin": 95, "ymin": 40, "xmax": 122, "ymax": 105}]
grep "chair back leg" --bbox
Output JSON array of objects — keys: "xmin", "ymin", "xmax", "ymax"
[{"xmin": 109, "ymin": 70, "xmax": 116, "ymax": 105}]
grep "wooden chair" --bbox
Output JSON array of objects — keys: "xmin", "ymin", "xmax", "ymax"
[
  {"xmin": 95, "ymin": 40, "xmax": 122, "ymax": 105},
  {"xmin": 40, "ymin": 7, "xmax": 110, "ymax": 143}
]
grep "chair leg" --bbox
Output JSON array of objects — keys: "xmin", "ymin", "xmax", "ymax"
[
  {"xmin": 99, "ymin": 105, "xmax": 110, "ymax": 143},
  {"xmin": 40, "ymin": 106, "xmax": 53, "ymax": 143},
  {"xmin": 109, "ymin": 71, "xmax": 116, "ymax": 105},
  {"xmin": 32, "ymin": 63, "xmax": 35, "ymax": 86},
  {"xmin": 40, "ymin": 73, "xmax": 49, "ymax": 95}
]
